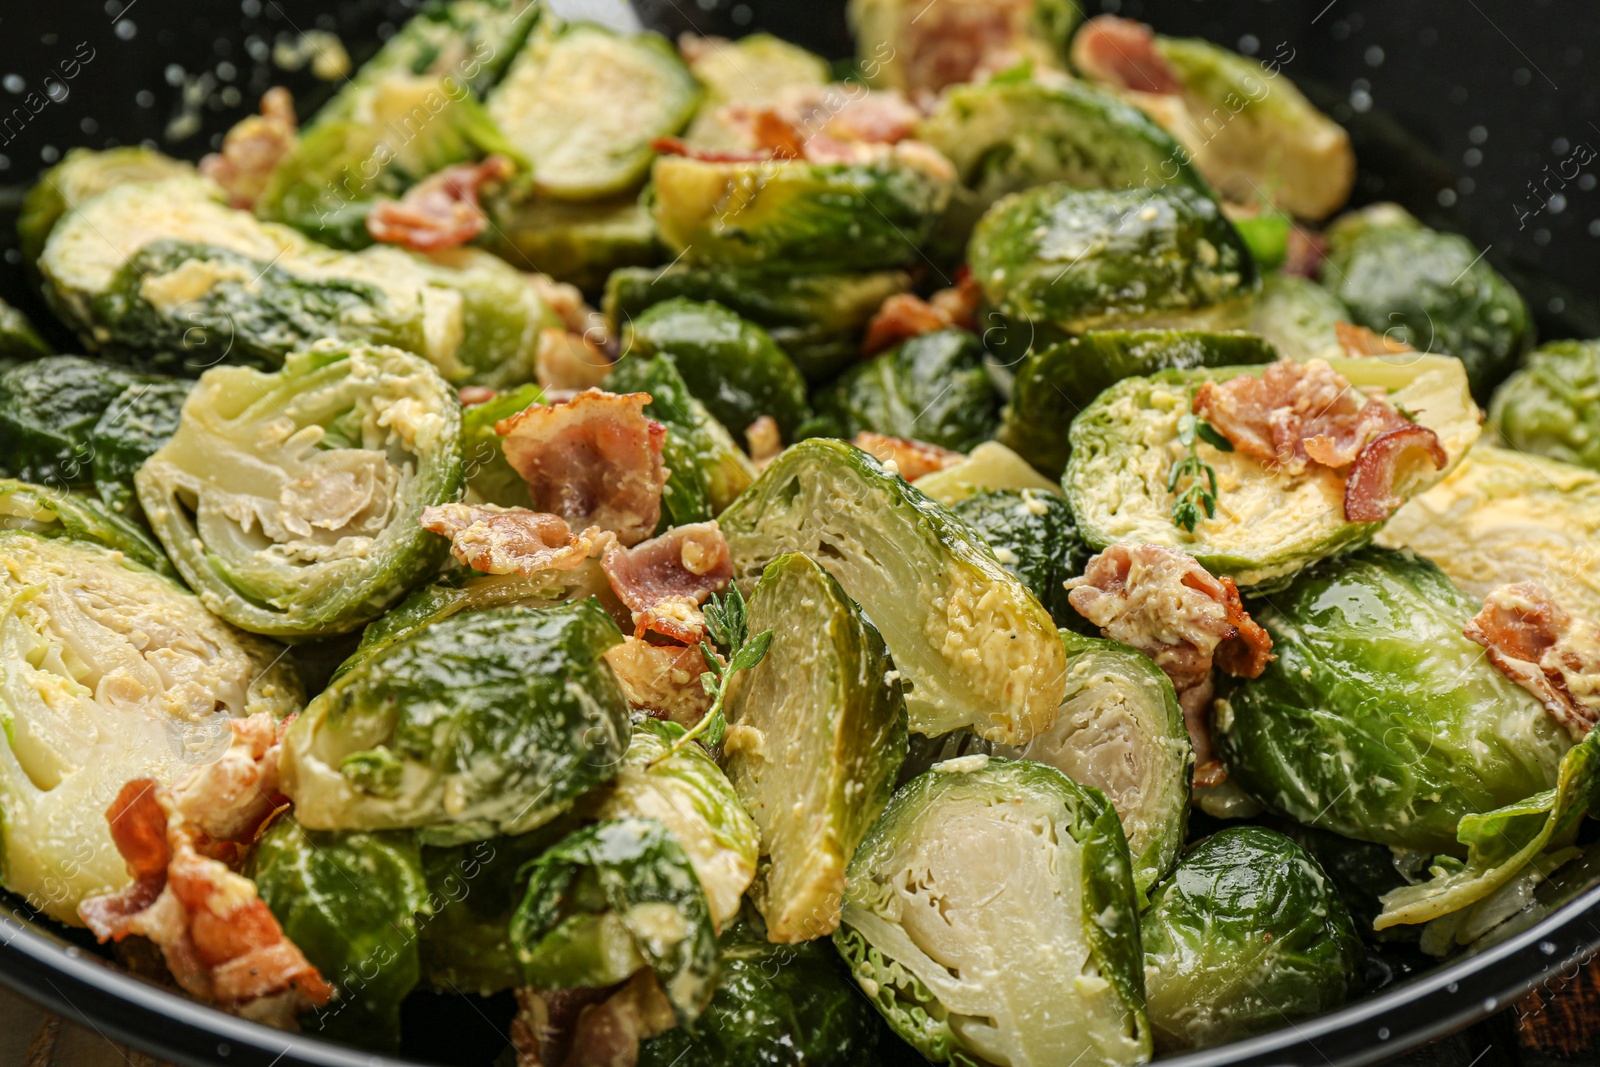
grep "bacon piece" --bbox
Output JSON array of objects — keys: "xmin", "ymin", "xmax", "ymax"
[
  {"xmin": 1343, "ymin": 426, "xmax": 1448, "ymax": 523},
  {"xmin": 537, "ymin": 328, "xmax": 614, "ymax": 392},
  {"xmin": 718, "ymin": 84, "xmax": 922, "ymax": 162},
  {"xmin": 853, "ymin": 431, "xmax": 964, "ymax": 482},
  {"xmin": 199, "ymin": 87, "xmax": 298, "ymax": 210},
  {"xmin": 604, "ymin": 637, "xmax": 717, "ymax": 728},
  {"xmin": 460, "ymin": 385, "xmax": 499, "ymax": 407},
  {"xmin": 529, "ymin": 274, "xmax": 596, "ymax": 337},
  {"xmin": 1284, "ymin": 226, "xmax": 1328, "ymax": 278},
  {"xmin": 651, "ymin": 137, "xmax": 777, "ymax": 164},
  {"xmin": 511, "ymin": 971, "xmax": 677, "ymax": 1067},
  {"xmin": 745, "ymin": 415, "xmax": 783, "ymax": 469},
  {"xmin": 899, "ymin": 0, "xmax": 1040, "ymax": 98},
  {"xmin": 421, "ymin": 503, "xmax": 616, "ymax": 575},
  {"xmin": 860, "ymin": 273, "xmax": 981, "ymax": 356},
  {"xmin": 367, "ymin": 154, "xmax": 515, "ymax": 252},
  {"xmin": 1066, "ymin": 544, "xmax": 1274, "ymax": 785},
  {"xmin": 1465, "ymin": 583, "xmax": 1600, "ymax": 741},
  {"xmin": 601, "ymin": 522, "xmax": 732, "ymax": 642},
  {"xmin": 1070, "ymin": 16, "xmax": 1183, "ymax": 96},
  {"xmin": 1334, "ymin": 321, "xmax": 1415, "ymax": 358},
  {"xmin": 498, "ymin": 390, "xmax": 668, "ymax": 547},
  {"xmin": 172, "ymin": 713, "xmax": 290, "ymax": 844}
]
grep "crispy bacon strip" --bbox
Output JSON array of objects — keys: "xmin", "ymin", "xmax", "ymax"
[
  {"xmin": 1343, "ymin": 426, "xmax": 1448, "ymax": 523},
  {"xmin": 511, "ymin": 971, "xmax": 677, "ymax": 1067},
  {"xmin": 367, "ymin": 154, "xmax": 515, "ymax": 252},
  {"xmin": 1070, "ymin": 16, "xmax": 1184, "ymax": 96},
  {"xmin": 537, "ymin": 328, "xmax": 614, "ymax": 391},
  {"xmin": 1066, "ymin": 544, "xmax": 1274, "ymax": 786},
  {"xmin": 199, "ymin": 87, "xmax": 298, "ymax": 210},
  {"xmin": 1465, "ymin": 583, "xmax": 1600, "ymax": 741},
  {"xmin": 421, "ymin": 503, "xmax": 616, "ymax": 575},
  {"xmin": 860, "ymin": 273, "xmax": 980, "ymax": 356},
  {"xmin": 853, "ymin": 431, "xmax": 964, "ymax": 482},
  {"xmin": 601, "ymin": 522, "xmax": 732, "ymax": 642},
  {"xmin": 604, "ymin": 637, "xmax": 717, "ymax": 728},
  {"xmin": 899, "ymin": 0, "xmax": 1040, "ymax": 98},
  {"xmin": 498, "ymin": 390, "xmax": 668, "ymax": 547}
]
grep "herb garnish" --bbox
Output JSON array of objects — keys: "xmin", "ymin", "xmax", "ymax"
[
  {"xmin": 1169, "ymin": 410, "xmax": 1233, "ymax": 533},
  {"xmin": 660, "ymin": 585, "xmax": 773, "ymax": 758}
]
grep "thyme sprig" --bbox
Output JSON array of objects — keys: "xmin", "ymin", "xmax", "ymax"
[
  {"xmin": 1169, "ymin": 410, "xmax": 1233, "ymax": 533},
  {"xmin": 661, "ymin": 585, "xmax": 772, "ymax": 758}
]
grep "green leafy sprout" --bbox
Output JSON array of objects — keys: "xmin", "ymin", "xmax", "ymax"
[
  {"xmin": 659, "ymin": 584, "xmax": 774, "ymax": 759},
  {"xmin": 1169, "ymin": 409, "xmax": 1233, "ymax": 533}
]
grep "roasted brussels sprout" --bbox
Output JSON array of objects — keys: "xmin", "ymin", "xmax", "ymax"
[
  {"xmin": 604, "ymin": 265, "xmax": 911, "ymax": 383},
  {"xmin": 1141, "ymin": 827, "xmax": 1362, "ymax": 1052},
  {"xmin": 483, "ymin": 194, "xmax": 658, "ymax": 293},
  {"xmin": 999, "ymin": 330, "xmax": 1276, "ymax": 477},
  {"xmin": 1217, "ymin": 547, "xmax": 1571, "ymax": 855},
  {"xmin": 951, "ymin": 488, "xmax": 1086, "ymax": 624},
  {"xmin": 0, "ymin": 532, "xmax": 301, "ymax": 923},
  {"xmin": 1488, "ymin": 339, "xmax": 1600, "ymax": 471},
  {"xmin": 720, "ymin": 439, "xmax": 1066, "ymax": 744},
  {"xmin": 722, "ymin": 553, "xmax": 908, "ymax": 940},
  {"xmin": 1322, "ymin": 204, "xmax": 1532, "ymax": 396},
  {"xmin": 1065, "ymin": 354, "xmax": 1481, "ymax": 589},
  {"xmin": 0, "ymin": 298, "xmax": 50, "ymax": 366},
  {"xmin": 848, "ymin": 0, "xmax": 1081, "ymax": 96},
  {"xmin": 623, "ymin": 298, "xmax": 811, "ymax": 442},
  {"xmin": 17, "ymin": 146, "xmax": 196, "ymax": 267},
  {"xmin": 283, "ymin": 601, "xmax": 630, "ymax": 841},
  {"xmin": 40, "ymin": 178, "xmax": 560, "ymax": 386},
  {"xmin": 1378, "ymin": 444, "xmax": 1600, "ymax": 620},
  {"xmin": 812, "ymin": 329, "xmax": 1000, "ymax": 453},
  {"xmin": 650, "ymin": 147, "xmax": 953, "ymax": 273},
  {"xmin": 137, "ymin": 342, "xmax": 463, "ymax": 638},
  {"xmin": 487, "ymin": 23, "xmax": 698, "ymax": 200},
  {"xmin": 912, "ymin": 440, "xmax": 1063, "ymax": 506},
  {"xmin": 679, "ymin": 33, "xmax": 830, "ymax": 149},
  {"xmin": 835, "ymin": 757, "xmax": 1150, "ymax": 1066},
  {"xmin": 1248, "ymin": 273, "xmax": 1350, "ymax": 362},
  {"xmin": 969, "ymin": 184, "xmax": 1258, "ymax": 358},
  {"xmin": 511, "ymin": 816, "xmax": 720, "ymax": 1019},
  {"xmin": 0, "ymin": 479, "xmax": 172, "ymax": 578}
]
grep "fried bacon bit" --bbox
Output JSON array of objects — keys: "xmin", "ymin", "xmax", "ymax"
[
  {"xmin": 529, "ymin": 274, "xmax": 596, "ymax": 336},
  {"xmin": 1066, "ymin": 544, "xmax": 1274, "ymax": 786},
  {"xmin": 1284, "ymin": 226, "xmax": 1328, "ymax": 278},
  {"xmin": 199, "ymin": 87, "xmax": 298, "ymax": 210},
  {"xmin": 498, "ymin": 390, "xmax": 668, "ymax": 547},
  {"xmin": 512, "ymin": 971, "xmax": 677, "ymax": 1067},
  {"xmin": 860, "ymin": 272, "xmax": 981, "ymax": 356},
  {"xmin": 421, "ymin": 503, "xmax": 615, "ymax": 575},
  {"xmin": 853, "ymin": 431, "xmax": 964, "ymax": 482},
  {"xmin": 650, "ymin": 137, "xmax": 776, "ymax": 164},
  {"xmin": 718, "ymin": 84, "xmax": 922, "ymax": 162},
  {"xmin": 459, "ymin": 385, "xmax": 499, "ymax": 407},
  {"xmin": 604, "ymin": 637, "xmax": 717, "ymax": 728},
  {"xmin": 900, "ymin": 0, "xmax": 1039, "ymax": 98},
  {"xmin": 1070, "ymin": 16, "xmax": 1184, "ymax": 96},
  {"xmin": 1334, "ymin": 321, "xmax": 1415, "ymax": 358},
  {"xmin": 537, "ymin": 328, "xmax": 614, "ymax": 392},
  {"xmin": 745, "ymin": 415, "xmax": 783, "ymax": 469},
  {"xmin": 1465, "ymin": 582, "xmax": 1600, "ymax": 741},
  {"xmin": 1343, "ymin": 426, "xmax": 1449, "ymax": 523},
  {"xmin": 366, "ymin": 154, "xmax": 515, "ymax": 252},
  {"xmin": 601, "ymin": 522, "xmax": 732, "ymax": 642}
]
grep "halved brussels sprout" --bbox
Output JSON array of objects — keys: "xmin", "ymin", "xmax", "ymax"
[
  {"xmin": 0, "ymin": 298, "xmax": 50, "ymax": 366},
  {"xmin": 0, "ymin": 479, "xmax": 172, "ymax": 578},
  {"xmin": 589, "ymin": 717, "xmax": 759, "ymax": 930},
  {"xmin": 1378, "ymin": 444, "xmax": 1600, "ymax": 620},
  {"xmin": 604, "ymin": 265, "xmax": 911, "ymax": 383},
  {"xmin": 1142, "ymin": 827, "xmax": 1362, "ymax": 1052},
  {"xmin": 1488, "ymin": 339, "xmax": 1600, "ymax": 471},
  {"xmin": 487, "ymin": 23, "xmax": 698, "ymax": 200},
  {"xmin": 1323, "ymin": 204, "xmax": 1532, "ymax": 397},
  {"xmin": 722, "ymin": 553, "xmax": 908, "ymax": 941},
  {"xmin": 1000, "ymin": 330, "xmax": 1275, "ymax": 477},
  {"xmin": 970, "ymin": 184, "xmax": 1258, "ymax": 357},
  {"xmin": 1216, "ymin": 547, "xmax": 1571, "ymax": 855},
  {"xmin": 1065, "ymin": 354, "xmax": 1481, "ymax": 589},
  {"xmin": 137, "ymin": 342, "xmax": 464, "ymax": 638},
  {"xmin": 283, "ymin": 601, "xmax": 630, "ymax": 841},
  {"xmin": 680, "ymin": 33, "xmax": 830, "ymax": 150},
  {"xmin": 511, "ymin": 816, "xmax": 720, "ymax": 1019},
  {"xmin": 913, "ymin": 440, "xmax": 1063, "ymax": 506},
  {"xmin": 650, "ymin": 147, "xmax": 953, "ymax": 273},
  {"xmin": 623, "ymin": 298, "xmax": 811, "ymax": 442},
  {"xmin": 848, "ymin": 0, "xmax": 1081, "ymax": 95},
  {"xmin": 719, "ymin": 439, "xmax": 1066, "ymax": 744},
  {"xmin": 812, "ymin": 329, "xmax": 1000, "ymax": 453},
  {"xmin": 951, "ymin": 489, "xmax": 1086, "ymax": 625},
  {"xmin": 0, "ymin": 532, "xmax": 301, "ymax": 923},
  {"xmin": 17, "ymin": 147, "xmax": 197, "ymax": 267},
  {"xmin": 1248, "ymin": 273, "xmax": 1350, "ymax": 363},
  {"xmin": 835, "ymin": 757, "xmax": 1150, "ymax": 1067},
  {"xmin": 483, "ymin": 194, "xmax": 658, "ymax": 292},
  {"xmin": 40, "ymin": 178, "xmax": 559, "ymax": 385}
]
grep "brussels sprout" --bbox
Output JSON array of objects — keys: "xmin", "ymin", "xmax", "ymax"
[
  {"xmin": 461, "ymin": 382, "xmax": 543, "ymax": 508},
  {"xmin": 283, "ymin": 601, "xmax": 630, "ymax": 841},
  {"xmin": 680, "ymin": 34, "xmax": 830, "ymax": 150},
  {"xmin": 1141, "ymin": 827, "xmax": 1362, "ymax": 1052},
  {"xmin": 0, "ymin": 533, "xmax": 300, "ymax": 923},
  {"xmin": 1248, "ymin": 273, "xmax": 1350, "ymax": 362},
  {"xmin": 605, "ymin": 354, "xmax": 756, "ymax": 518},
  {"xmin": 650, "ymin": 147, "xmax": 953, "ymax": 273},
  {"xmin": 589, "ymin": 717, "xmax": 759, "ymax": 930},
  {"xmin": 0, "ymin": 479, "xmax": 173, "ymax": 578},
  {"xmin": 1488, "ymin": 339, "xmax": 1600, "ymax": 472},
  {"xmin": 1216, "ymin": 547, "xmax": 1571, "ymax": 855},
  {"xmin": 17, "ymin": 147, "xmax": 197, "ymax": 267},
  {"xmin": 719, "ymin": 439, "xmax": 1066, "ymax": 744},
  {"xmin": 835, "ymin": 757, "xmax": 1150, "ymax": 1067},
  {"xmin": 636, "ymin": 923, "xmax": 879, "ymax": 1067},
  {"xmin": 721, "ymin": 553, "xmax": 908, "ymax": 941},
  {"xmin": 951, "ymin": 489, "xmax": 1086, "ymax": 625},
  {"xmin": 969, "ymin": 184, "xmax": 1259, "ymax": 359},
  {"xmin": 511, "ymin": 816, "xmax": 720, "ymax": 1019},
  {"xmin": 912, "ymin": 440, "xmax": 1063, "ymax": 506},
  {"xmin": 812, "ymin": 329, "xmax": 1000, "ymax": 453},
  {"xmin": 251, "ymin": 818, "xmax": 432, "ymax": 1046},
  {"xmin": 483, "ymin": 194, "xmax": 658, "ymax": 292},
  {"xmin": 624, "ymin": 298, "xmax": 811, "ymax": 442},
  {"xmin": 604, "ymin": 265, "xmax": 910, "ymax": 383},
  {"xmin": 1378, "ymin": 444, "xmax": 1600, "ymax": 620},
  {"xmin": 40, "ymin": 179, "xmax": 559, "ymax": 386},
  {"xmin": 136, "ymin": 342, "xmax": 463, "ymax": 638},
  {"xmin": 1273, "ymin": 821, "xmax": 1426, "ymax": 943},
  {"xmin": 847, "ymin": 0, "xmax": 1081, "ymax": 95},
  {"xmin": 0, "ymin": 298, "xmax": 50, "ymax": 366},
  {"xmin": 1322, "ymin": 204, "xmax": 1532, "ymax": 397},
  {"xmin": 1065, "ymin": 354, "xmax": 1481, "ymax": 589},
  {"xmin": 1000, "ymin": 330, "xmax": 1276, "ymax": 477},
  {"xmin": 487, "ymin": 23, "xmax": 699, "ymax": 200}
]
